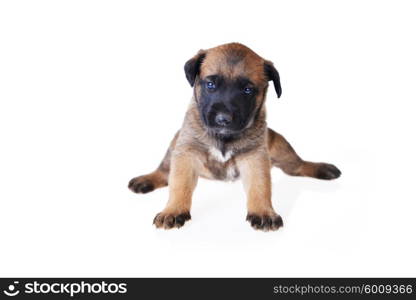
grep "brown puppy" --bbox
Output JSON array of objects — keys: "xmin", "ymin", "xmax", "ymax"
[{"xmin": 128, "ymin": 43, "xmax": 341, "ymax": 231}]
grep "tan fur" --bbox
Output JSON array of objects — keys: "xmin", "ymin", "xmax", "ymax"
[
  {"xmin": 200, "ymin": 44, "xmax": 267, "ymax": 86},
  {"xmin": 237, "ymin": 148, "xmax": 272, "ymax": 213},
  {"xmin": 128, "ymin": 43, "xmax": 341, "ymax": 231}
]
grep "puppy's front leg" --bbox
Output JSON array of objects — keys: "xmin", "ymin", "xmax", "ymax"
[
  {"xmin": 238, "ymin": 149, "xmax": 283, "ymax": 231},
  {"xmin": 153, "ymin": 150, "xmax": 198, "ymax": 229}
]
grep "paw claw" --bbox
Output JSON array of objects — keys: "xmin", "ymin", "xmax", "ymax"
[
  {"xmin": 153, "ymin": 212, "xmax": 191, "ymax": 229},
  {"xmin": 316, "ymin": 163, "xmax": 341, "ymax": 180},
  {"xmin": 128, "ymin": 177, "xmax": 155, "ymax": 194},
  {"xmin": 247, "ymin": 213, "xmax": 283, "ymax": 231}
]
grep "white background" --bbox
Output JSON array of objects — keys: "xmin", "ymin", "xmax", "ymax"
[{"xmin": 1, "ymin": 0, "xmax": 415, "ymax": 277}]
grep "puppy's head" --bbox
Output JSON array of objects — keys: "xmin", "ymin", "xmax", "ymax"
[{"xmin": 184, "ymin": 43, "xmax": 281, "ymax": 137}]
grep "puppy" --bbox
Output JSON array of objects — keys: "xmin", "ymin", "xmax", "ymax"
[{"xmin": 128, "ymin": 43, "xmax": 341, "ymax": 231}]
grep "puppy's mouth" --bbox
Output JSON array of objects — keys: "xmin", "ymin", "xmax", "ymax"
[
  {"xmin": 197, "ymin": 104, "xmax": 253, "ymax": 139},
  {"xmin": 204, "ymin": 118, "xmax": 250, "ymax": 139},
  {"xmin": 207, "ymin": 127, "xmax": 243, "ymax": 141},
  {"xmin": 210, "ymin": 127, "xmax": 240, "ymax": 135}
]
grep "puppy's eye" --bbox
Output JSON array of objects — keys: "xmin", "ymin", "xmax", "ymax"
[
  {"xmin": 206, "ymin": 81, "xmax": 216, "ymax": 90},
  {"xmin": 244, "ymin": 87, "xmax": 254, "ymax": 95}
]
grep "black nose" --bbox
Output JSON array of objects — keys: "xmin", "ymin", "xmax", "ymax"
[{"xmin": 215, "ymin": 113, "xmax": 232, "ymax": 126}]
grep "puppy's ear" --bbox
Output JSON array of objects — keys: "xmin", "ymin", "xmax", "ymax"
[
  {"xmin": 184, "ymin": 50, "xmax": 206, "ymax": 87},
  {"xmin": 264, "ymin": 60, "xmax": 282, "ymax": 98}
]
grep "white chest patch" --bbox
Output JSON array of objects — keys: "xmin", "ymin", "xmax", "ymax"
[
  {"xmin": 209, "ymin": 147, "xmax": 234, "ymax": 163},
  {"xmin": 225, "ymin": 165, "xmax": 239, "ymax": 181}
]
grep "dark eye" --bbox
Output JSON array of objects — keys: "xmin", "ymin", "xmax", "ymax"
[
  {"xmin": 244, "ymin": 87, "xmax": 254, "ymax": 95},
  {"xmin": 206, "ymin": 81, "xmax": 216, "ymax": 90}
]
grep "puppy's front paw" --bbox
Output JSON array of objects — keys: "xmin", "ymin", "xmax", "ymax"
[
  {"xmin": 316, "ymin": 163, "xmax": 341, "ymax": 180},
  {"xmin": 128, "ymin": 176, "xmax": 155, "ymax": 194},
  {"xmin": 153, "ymin": 211, "xmax": 191, "ymax": 229},
  {"xmin": 246, "ymin": 213, "xmax": 283, "ymax": 231}
]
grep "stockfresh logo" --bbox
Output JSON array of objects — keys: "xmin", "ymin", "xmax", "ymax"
[
  {"xmin": 2, "ymin": 280, "xmax": 127, "ymax": 297},
  {"xmin": 3, "ymin": 281, "xmax": 20, "ymax": 297}
]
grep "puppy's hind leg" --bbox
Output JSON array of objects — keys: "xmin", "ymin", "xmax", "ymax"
[
  {"xmin": 128, "ymin": 131, "xmax": 179, "ymax": 194},
  {"xmin": 267, "ymin": 128, "xmax": 341, "ymax": 180}
]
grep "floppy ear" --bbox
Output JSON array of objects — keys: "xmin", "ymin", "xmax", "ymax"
[
  {"xmin": 184, "ymin": 50, "xmax": 206, "ymax": 87},
  {"xmin": 264, "ymin": 60, "xmax": 282, "ymax": 98}
]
